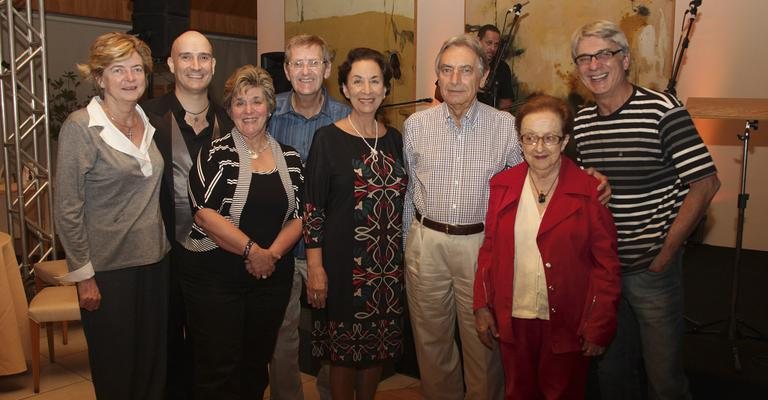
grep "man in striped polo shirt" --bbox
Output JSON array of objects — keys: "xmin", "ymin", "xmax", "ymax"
[{"xmin": 570, "ymin": 21, "xmax": 720, "ymax": 399}]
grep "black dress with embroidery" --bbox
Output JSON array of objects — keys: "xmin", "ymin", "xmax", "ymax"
[{"xmin": 303, "ymin": 123, "xmax": 407, "ymax": 366}]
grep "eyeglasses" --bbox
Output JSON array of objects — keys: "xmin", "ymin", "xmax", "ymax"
[
  {"xmin": 520, "ymin": 134, "xmax": 564, "ymax": 146},
  {"xmin": 573, "ymin": 48, "xmax": 624, "ymax": 66},
  {"xmin": 286, "ymin": 59, "xmax": 327, "ymax": 70}
]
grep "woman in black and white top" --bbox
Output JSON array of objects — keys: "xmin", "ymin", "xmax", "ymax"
[
  {"xmin": 54, "ymin": 32, "xmax": 170, "ymax": 399},
  {"xmin": 182, "ymin": 64, "xmax": 304, "ymax": 399}
]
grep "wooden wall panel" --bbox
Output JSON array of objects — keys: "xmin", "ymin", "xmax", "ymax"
[
  {"xmin": 40, "ymin": 0, "xmax": 257, "ymax": 38},
  {"xmin": 42, "ymin": 0, "xmax": 131, "ymax": 22},
  {"xmin": 189, "ymin": 10, "xmax": 256, "ymax": 38}
]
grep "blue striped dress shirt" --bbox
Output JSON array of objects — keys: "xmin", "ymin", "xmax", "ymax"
[{"xmin": 268, "ymin": 88, "xmax": 350, "ymax": 258}]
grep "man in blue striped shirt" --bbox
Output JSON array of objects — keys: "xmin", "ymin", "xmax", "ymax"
[
  {"xmin": 267, "ymin": 34, "xmax": 349, "ymax": 400},
  {"xmin": 571, "ymin": 21, "xmax": 720, "ymax": 400}
]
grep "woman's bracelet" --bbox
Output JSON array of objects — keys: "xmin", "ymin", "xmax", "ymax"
[{"xmin": 243, "ymin": 239, "xmax": 255, "ymax": 259}]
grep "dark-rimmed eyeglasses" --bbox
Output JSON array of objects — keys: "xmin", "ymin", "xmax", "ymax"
[{"xmin": 573, "ymin": 48, "xmax": 624, "ymax": 66}]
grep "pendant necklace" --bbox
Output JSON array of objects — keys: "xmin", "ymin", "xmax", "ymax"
[
  {"xmin": 103, "ymin": 105, "xmax": 136, "ymax": 141},
  {"xmin": 348, "ymin": 115, "xmax": 379, "ymax": 162},
  {"xmin": 529, "ymin": 170, "xmax": 558, "ymax": 204},
  {"xmin": 185, "ymin": 102, "xmax": 210, "ymax": 124},
  {"xmin": 245, "ymin": 134, "xmax": 270, "ymax": 159}
]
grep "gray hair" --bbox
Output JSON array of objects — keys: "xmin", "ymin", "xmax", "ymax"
[
  {"xmin": 570, "ymin": 20, "xmax": 630, "ymax": 59},
  {"xmin": 434, "ymin": 35, "xmax": 488, "ymax": 76}
]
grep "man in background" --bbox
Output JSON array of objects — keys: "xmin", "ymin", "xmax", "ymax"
[{"xmin": 476, "ymin": 24, "xmax": 515, "ymax": 111}]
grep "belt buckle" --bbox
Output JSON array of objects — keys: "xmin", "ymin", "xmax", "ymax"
[{"xmin": 444, "ymin": 224, "xmax": 451, "ymax": 234}]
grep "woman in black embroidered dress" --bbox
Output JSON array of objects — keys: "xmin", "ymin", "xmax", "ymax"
[{"xmin": 303, "ymin": 48, "xmax": 407, "ymax": 399}]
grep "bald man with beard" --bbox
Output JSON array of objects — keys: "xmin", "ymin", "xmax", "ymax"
[{"xmin": 142, "ymin": 30, "xmax": 233, "ymax": 399}]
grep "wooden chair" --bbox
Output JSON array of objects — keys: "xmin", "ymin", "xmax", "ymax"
[
  {"xmin": 33, "ymin": 260, "xmax": 73, "ymax": 344},
  {"xmin": 27, "ymin": 260, "xmax": 81, "ymax": 393}
]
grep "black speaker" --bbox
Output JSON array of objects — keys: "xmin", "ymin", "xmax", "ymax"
[
  {"xmin": 131, "ymin": 0, "xmax": 190, "ymax": 59},
  {"xmin": 261, "ymin": 52, "xmax": 291, "ymax": 94}
]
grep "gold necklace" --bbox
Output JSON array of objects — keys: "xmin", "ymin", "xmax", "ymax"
[{"xmin": 103, "ymin": 105, "xmax": 137, "ymax": 141}]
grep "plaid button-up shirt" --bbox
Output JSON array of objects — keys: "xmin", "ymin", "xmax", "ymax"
[{"xmin": 403, "ymin": 100, "xmax": 522, "ymax": 243}]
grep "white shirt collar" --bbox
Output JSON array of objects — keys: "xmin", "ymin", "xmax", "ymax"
[{"xmin": 86, "ymin": 96, "xmax": 157, "ymax": 176}]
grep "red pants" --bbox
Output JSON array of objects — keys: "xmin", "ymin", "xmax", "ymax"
[{"xmin": 499, "ymin": 318, "xmax": 590, "ymax": 400}]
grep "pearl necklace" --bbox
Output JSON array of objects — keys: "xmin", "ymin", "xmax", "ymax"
[{"xmin": 348, "ymin": 115, "xmax": 379, "ymax": 162}]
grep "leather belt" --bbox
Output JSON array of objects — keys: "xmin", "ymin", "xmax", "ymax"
[{"xmin": 414, "ymin": 210, "xmax": 484, "ymax": 235}]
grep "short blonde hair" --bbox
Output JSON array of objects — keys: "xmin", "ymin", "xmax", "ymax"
[
  {"xmin": 285, "ymin": 34, "xmax": 333, "ymax": 63},
  {"xmin": 222, "ymin": 65, "xmax": 276, "ymax": 114},
  {"xmin": 77, "ymin": 32, "xmax": 153, "ymax": 83}
]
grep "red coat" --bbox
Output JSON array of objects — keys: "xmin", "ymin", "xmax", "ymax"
[{"xmin": 473, "ymin": 157, "xmax": 621, "ymax": 353}]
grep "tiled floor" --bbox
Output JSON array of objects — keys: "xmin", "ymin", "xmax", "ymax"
[{"xmin": 0, "ymin": 323, "xmax": 423, "ymax": 400}]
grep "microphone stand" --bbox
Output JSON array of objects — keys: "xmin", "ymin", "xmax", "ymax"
[
  {"xmin": 666, "ymin": 0, "xmax": 701, "ymax": 96},
  {"xmin": 481, "ymin": 2, "xmax": 527, "ymax": 108},
  {"xmin": 670, "ymin": 0, "xmax": 705, "ymax": 330},
  {"xmin": 699, "ymin": 120, "xmax": 768, "ymax": 372},
  {"xmin": 381, "ymin": 98, "xmax": 433, "ymax": 108}
]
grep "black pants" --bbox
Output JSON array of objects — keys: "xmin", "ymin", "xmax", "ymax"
[
  {"xmin": 167, "ymin": 242, "xmax": 194, "ymax": 400},
  {"xmin": 181, "ymin": 248, "xmax": 292, "ymax": 400},
  {"xmin": 81, "ymin": 256, "xmax": 169, "ymax": 400}
]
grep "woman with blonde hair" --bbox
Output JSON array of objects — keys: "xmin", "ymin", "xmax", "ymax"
[{"xmin": 54, "ymin": 32, "xmax": 169, "ymax": 399}]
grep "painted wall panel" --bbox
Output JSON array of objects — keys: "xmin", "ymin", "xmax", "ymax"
[
  {"xmin": 286, "ymin": 0, "xmax": 414, "ymax": 22},
  {"xmin": 465, "ymin": 0, "xmax": 674, "ymax": 100}
]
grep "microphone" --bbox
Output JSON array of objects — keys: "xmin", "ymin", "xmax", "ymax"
[
  {"xmin": 506, "ymin": 1, "xmax": 530, "ymax": 14},
  {"xmin": 689, "ymin": 0, "xmax": 702, "ymax": 15},
  {"xmin": 381, "ymin": 98, "xmax": 433, "ymax": 108}
]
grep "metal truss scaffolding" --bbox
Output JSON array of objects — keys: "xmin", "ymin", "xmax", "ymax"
[{"xmin": 0, "ymin": 0, "xmax": 55, "ymax": 279}]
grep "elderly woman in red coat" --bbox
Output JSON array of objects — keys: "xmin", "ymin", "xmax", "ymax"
[{"xmin": 473, "ymin": 94, "xmax": 621, "ymax": 399}]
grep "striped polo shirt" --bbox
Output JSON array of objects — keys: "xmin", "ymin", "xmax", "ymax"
[{"xmin": 572, "ymin": 86, "xmax": 717, "ymax": 273}]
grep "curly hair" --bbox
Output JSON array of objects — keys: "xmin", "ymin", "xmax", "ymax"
[
  {"xmin": 222, "ymin": 64, "xmax": 276, "ymax": 114},
  {"xmin": 337, "ymin": 47, "xmax": 393, "ymax": 98}
]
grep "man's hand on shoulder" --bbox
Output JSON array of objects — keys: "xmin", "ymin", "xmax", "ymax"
[{"xmin": 585, "ymin": 167, "xmax": 612, "ymax": 205}]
